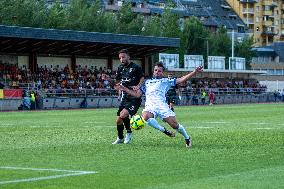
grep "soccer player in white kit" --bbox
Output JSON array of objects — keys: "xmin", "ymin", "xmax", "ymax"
[{"xmin": 115, "ymin": 62, "xmax": 203, "ymax": 148}]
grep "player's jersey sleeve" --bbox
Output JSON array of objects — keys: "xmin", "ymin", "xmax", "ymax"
[{"xmin": 139, "ymin": 81, "xmax": 146, "ymax": 94}]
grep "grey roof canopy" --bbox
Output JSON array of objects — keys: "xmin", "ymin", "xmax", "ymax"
[{"xmin": 0, "ymin": 25, "xmax": 180, "ymax": 58}]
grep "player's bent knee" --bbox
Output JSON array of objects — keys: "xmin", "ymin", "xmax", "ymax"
[
  {"xmin": 141, "ymin": 112, "xmax": 153, "ymax": 121},
  {"xmin": 116, "ymin": 116, "xmax": 124, "ymax": 125},
  {"xmin": 119, "ymin": 111, "xmax": 129, "ymax": 119}
]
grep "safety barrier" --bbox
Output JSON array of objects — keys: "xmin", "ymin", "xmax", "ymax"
[{"xmin": 0, "ymin": 93, "xmax": 282, "ymax": 111}]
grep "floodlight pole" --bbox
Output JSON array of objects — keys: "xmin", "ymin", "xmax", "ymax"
[
  {"xmin": 206, "ymin": 40, "xmax": 209, "ymax": 61},
  {"xmin": 232, "ymin": 30, "xmax": 234, "ymax": 58}
]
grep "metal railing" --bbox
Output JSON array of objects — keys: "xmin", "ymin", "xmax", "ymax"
[
  {"xmin": 179, "ymin": 87, "xmax": 267, "ymax": 96},
  {"xmin": 23, "ymin": 87, "xmax": 267, "ymax": 98},
  {"xmin": 44, "ymin": 88, "xmax": 118, "ymax": 97}
]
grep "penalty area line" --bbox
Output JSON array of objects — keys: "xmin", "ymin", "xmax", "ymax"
[{"xmin": 0, "ymin": 167, "xmax": 97, "ymax": 185}]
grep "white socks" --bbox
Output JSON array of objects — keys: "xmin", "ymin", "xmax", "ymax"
[
  {"xmin": 147, "ymin": 119, "xmax": 190, "ymax": 139},
  {"xmin": 147, "ymin": 118, "xmax": 165, "ymax": 132},
  {"xmin": 176, "ymin": 124, "xmax": 190, "ymax": 139}
]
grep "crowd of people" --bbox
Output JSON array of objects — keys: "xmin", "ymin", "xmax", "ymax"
[
  {"xmin": 0, "ymin": 62, "xmax": 266, "ymax": 97},
  {"xmin": 0, "ymin": 63, "xmax": 117, "ymax": 96}
]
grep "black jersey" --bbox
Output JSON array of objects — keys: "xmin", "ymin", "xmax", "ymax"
[
  {"xmin": 166, "ymin": 85, "xmax": 177, "ymax": 97},
  {"xmin": 116, "ymin": 62, "xmax": 144, "ymax": 101}
]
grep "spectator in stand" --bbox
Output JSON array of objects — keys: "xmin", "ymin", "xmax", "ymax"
[
  {"xmin": 273, "ymin": 90, "xmax": 279, "ymax": 102},
  {"xmin": 30, "ymin": 91, "xmax": 36, "ymax": 110},
  {"xmin": 209, "ymin": 90, "xmax": 215, "ymax": 105},
  {"xmin": 281, "ymin": 89, "xmax": 284, "ymax": 102},
  {"xmin": 18, "ymin": 91, "xmax": 31, "ymax": 110},
  {"xmin": 0, "ymin": 80, "xmax": 4, "ymax": 89},
  {"xmin": 192, "ymin": 91, "xmax": 198, "ymax": 105},
  {"xmin": 201, "ymin": 89, "xmax": 206, "ymax": 105}
]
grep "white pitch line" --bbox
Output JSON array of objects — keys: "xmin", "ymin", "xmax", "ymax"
[
  {"xmin": 191, "ymin": 126, "xmax": 214, "ymax": 129},
  {"xmin": 0, "ymin": 166, "xmax": 96, "ymax": 173},
  {"xmin": 84, "ymin": 121, "xmax": 107, "ymax": 124},
  {"xmin": 0, "ymin": 167, "xmax": 97, "ymax": 185},
  {"xmin": 253, "ymin": 128, "xmax": 275, "ymax": 130},
  {"xmin": 201, "ymin": 121, "xmax": 228, "ymax": 124}
]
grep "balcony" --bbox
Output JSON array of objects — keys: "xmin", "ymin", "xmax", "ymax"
[
  {"xmin": 271, "ymin": 1, "xmax": 278, "ymax": 7},
  {"xmin": 242, "ymin": 8, "xmax": 254, "ymax": 14},
  {"xmin": 239, "ymin": 0, "xmax": 258, "ymax": 3},
  {"xmin": 263, "ymin": 20, "xmax": 273, "ymax": 26},
  {"xmin": 262, "ymin": 28, "xmax": 276, "ymax": 35},
  {"xmin": 263, "ymin": 10, "xmax": 272, "ymax": 16},
  {"xmin": 244, "ymin": 18, "xmax": 255, "ymax": 25},
  {"xmin": 263, "ymin": 0, "xmax": 272, "ymax": 6},
  {"xmin": 268, "ymin": 14, "xmax": 275, "ymax": 19}
]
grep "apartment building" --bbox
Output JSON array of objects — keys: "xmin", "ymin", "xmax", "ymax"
[{"xmin": 226, "ymin": 0, "xmax": 284, "ymax": 46}]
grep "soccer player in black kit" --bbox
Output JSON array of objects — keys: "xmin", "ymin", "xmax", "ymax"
[
  {"xmin": 112, "ymin": 49, "xmax": 144, "ymax": 144},
  {"xmin": 166, "ymin": 73, "xmax": 179, "ymax": 112}
]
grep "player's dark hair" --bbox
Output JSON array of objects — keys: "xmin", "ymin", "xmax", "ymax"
[
  {"xmin": 118, "ymin": 49, "xmax": 129, "ymax": 55},
  {"xmin": 155, "ymin": 62, "xmax": 165, "ymax": 71}
]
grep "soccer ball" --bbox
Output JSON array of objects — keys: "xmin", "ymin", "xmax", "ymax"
[{"xmin": 130, "ymin": 115, "xmax": 145, "ymax": 130}]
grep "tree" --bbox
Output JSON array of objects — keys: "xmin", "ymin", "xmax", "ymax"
[
  {"xmin": 65, "ymin": 0, "xmax": 90, "ymax": 31},
  {"xmin": 0, "ymin": 0, "xmax": 48, "ymax": 27},
  {"xmin": 116, "ymin": 3, "xmax": 143, "ymax": 35},
  {"xmin": 46, "ymin": 1, "xmax": 67, "ymax": 29},
  {"xmin": 209, "ymin": 26, "xmax": 231, "ymax": 57},
  {"xmin": 103, "ymin": 12, "xmax": 117, "ymax": 33},
  {"xmin": 235, "ymin": 36, "xmax": 255, "ymax": 69},
  {"xmin": 161, "ymin": 7, "xmax": 180, "ymax": 38},
  {"xmin": 178, "ymin": 17, "xmax": 209, "ymax": 67},
  {"xmin": 142, "ymin": 16, "xmax": 161, "ymax": 37},
  {"xmin": 182, "ymin": 17, "xmax": 209, "ymax": 55}
]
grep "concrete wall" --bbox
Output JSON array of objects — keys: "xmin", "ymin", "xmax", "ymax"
[
  {"xmin": 0, "ymin": 94, "xmax": 281, "ymax": 111},
  {"xmin": 37, "ymin": 56, "xmax": 71, "ymax": 69}
]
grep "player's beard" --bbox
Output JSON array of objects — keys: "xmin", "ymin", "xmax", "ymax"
[{"xmin": 122, "ymin": 61, "xmax": 130, "ymax": 67}]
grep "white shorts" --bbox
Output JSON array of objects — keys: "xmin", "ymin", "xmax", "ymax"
[{"xmin": 142, "ymin": 102, "xmax": 175, "ymax": 120}]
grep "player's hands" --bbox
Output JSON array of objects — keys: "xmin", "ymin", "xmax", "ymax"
[
  {"xmin": 195, "ymin": 66, "xmax": 203, "ymax": 73},
  {"xmin": 114, "ymin": 83, "xmax": 127, "ymax": 91},
  {"xmin": 132, "ymin": 85, "xmax": 140, "ymax": 91}
]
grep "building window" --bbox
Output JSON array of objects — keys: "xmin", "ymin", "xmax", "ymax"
[
  {"xmin": 256, "ymin": 17, "xmax": 259, "ymax": 23},
  {"xmin": 275, "ymin": 69, "xmax": 283, "ymax": 75},
  {"xmin": 256, "ymin": 6, "xmax": 259, "ymax": 12},
  {"xmin": 267, "ymin": 69, "xmax": 275, "ymax": 75}
]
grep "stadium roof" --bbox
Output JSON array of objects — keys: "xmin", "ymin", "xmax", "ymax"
[
  {"xmin": 0, "ymin": 25, "xmax": 180, "ymax": 58},
  {"xmin": 251, "ymin": 42, "xmax": 284, "ymax": 62}
]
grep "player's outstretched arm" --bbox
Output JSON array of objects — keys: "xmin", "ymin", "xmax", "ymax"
[
  {"xmin": 176, "ymin": 66, "xmax": 203, "ymax": 85},
  {"xmin": 114, "ymin": 84, "xmax": 143, "ymax": 98}
]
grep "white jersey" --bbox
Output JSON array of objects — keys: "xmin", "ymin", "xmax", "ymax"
[{"xmin": 140, "ymin": 77, "xmax": 176, "ymax": 119}]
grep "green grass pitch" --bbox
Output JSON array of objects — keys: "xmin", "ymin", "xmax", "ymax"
[{"xmin": 0, "ymin": 103, "xmax": 284, "ymax": 189}]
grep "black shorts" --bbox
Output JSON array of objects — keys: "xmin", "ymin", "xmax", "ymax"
[
  {"xmin": 117, "ymin": 99, "xmax": 141, "ymax": 117},
  {"xmin": 166, "ymin": 96, "xmax": 176, "ymax": 104}
]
